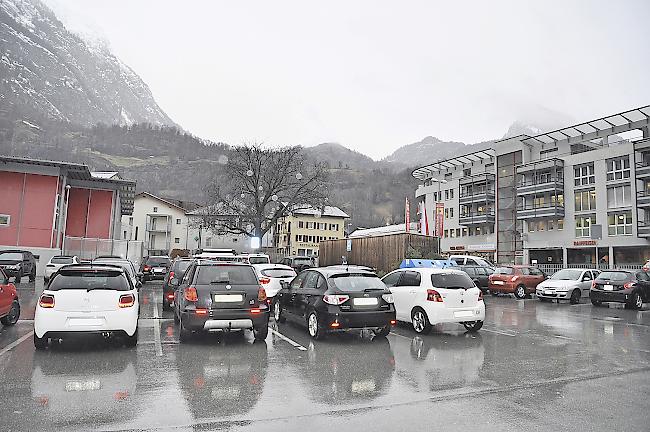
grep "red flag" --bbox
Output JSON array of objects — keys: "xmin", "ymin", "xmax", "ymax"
[{"xmin": 405, "ymin": 197, "xmax": 410, "ymax": 232}]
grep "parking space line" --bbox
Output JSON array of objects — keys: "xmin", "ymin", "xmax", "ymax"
[
  {"xmin": 151, "ymin": 301, "xmax": 163, "ymax": 356},
  {"xmin": 0, "ymin": 331, "xmax": 32, "ymax": 358},
  {"xmin": 481, "ymin": 327, "xmax": 517, "ymax": 337},
  {"xmin": 388, "ymin": 331, "xmax": 413, "ymax": 340},
  {"xmin": 269, "ymin": 328, "xmax": 307, "ymax": 351}
]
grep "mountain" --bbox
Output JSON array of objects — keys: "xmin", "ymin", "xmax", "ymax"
[
  {"xmin": 303, "ymin": 142, "xmax": 376, "ymax": 170},
  {"xmin": 382, "ymin": 136, "xmax": 496, "ymax": 169},
  {"xmin": 0, "ymin": 0, "xmax": 174, "ymax": 127}
]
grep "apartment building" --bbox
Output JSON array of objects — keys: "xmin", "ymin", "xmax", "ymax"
[
  {"xmin": 413, "ymin": 105, "xmax": 650, "ymax": 267},
  {"xmin": 274, "ymin": 205, "xmax": 349, "ymax": 257}
]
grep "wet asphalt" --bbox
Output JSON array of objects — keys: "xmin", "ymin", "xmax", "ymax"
[{"xmin": 0, "ymin": 280, "xmax": 649, "ymax": 432}]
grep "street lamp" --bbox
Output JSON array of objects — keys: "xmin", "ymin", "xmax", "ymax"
[{"xmin": 61, "ymin": 185, "xmax": 71, "ymax": 253}]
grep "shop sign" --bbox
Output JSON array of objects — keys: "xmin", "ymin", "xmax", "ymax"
[
  {"xmin": 573, "ymin": 240, "xmax": 597, "ymax": 246},
  {"xmin": 468, "ymin": 243, "xmax": 496, "ymax": 251},
  {"xmin": 450, "ymin": 245, "xmax": 466, "ymax": 251},
  {"xmin": 435, "ymin": 202, "xmax": 444, "ymax": 237}
]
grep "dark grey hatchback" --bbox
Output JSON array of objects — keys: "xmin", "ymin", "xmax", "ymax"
[
  {"xmin": 274, "ymin": 266, "xmax": 396, "ymax": 339},
  {"xmin": 172, "ymin": 262, "xmax": 269, "ymax": 341}
]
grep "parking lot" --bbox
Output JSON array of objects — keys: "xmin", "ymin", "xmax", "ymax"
[{"xmin": 1, "ymin": 279, "xmax": 649, "ymax": 432}]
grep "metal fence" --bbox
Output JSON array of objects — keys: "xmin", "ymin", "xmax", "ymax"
[
  {"xmin": 536, "ymin": 263, "xmax": 643, "ymax": 275},
  {"xmin": 63, "ymin": 237, "xmax": 144, "ymax": 267}
]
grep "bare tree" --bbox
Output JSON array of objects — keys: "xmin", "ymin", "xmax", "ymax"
[{"xmin": 199, "ymin": 144, "xmax": 329, "ymax": 239}]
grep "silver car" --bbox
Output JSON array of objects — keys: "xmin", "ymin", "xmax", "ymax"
[{"xmin": 536, "ymin": 268, "xmax": 600, "ymax": 304}]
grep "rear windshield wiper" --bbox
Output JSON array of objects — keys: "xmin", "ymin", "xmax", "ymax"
[
  {"xmin": 210, "ymin": 280, "xmax": 230, "ymax": 284},
  {"xmin": 445, "ymin": 286, "xmax": 469, "ymax": 290},
  {"xmin": 86, "ymin": 287, "xmax": 113, "ymax": 292},
  {"xmin": 363, "ymin": 288, "xmax": 385, "ymax": 292}
]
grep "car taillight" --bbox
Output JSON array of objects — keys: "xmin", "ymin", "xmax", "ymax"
[
  {"xmin": 39, "ymin": 294, "xmax": 55, "ymax": 308},
  {"xmin": 390, "ymin": 319, "xmax": 397, "ymax": 326},
  {"xmin": 511, "ymin": 276, "xmax": 519, "ymax": 282},
  {"xmin": 250, "ymin": 308, "xmax": 261, "ymax": 314},
  {"xmin": 168, "ymin": 271, "xmax": 175, "ymax": 281},
  {"xmin": 426, "ymin": 289, "xmax": 443, "ymax": 302},
  {"xmin": 195, "ymin": 308, "xmax": 208, "ymax": 315},
  {"xmin": 185, "ymin": 287, "xmax": 198, "ymax": 302},
  {"xmin": 258, "ymin": 287, "xmax": 267, "ymax": 302},
  {"xmin": 119, "ymin": 294, "xmax": 135, "ymax": 308},
  {"xmin": 592, "ymin": 281, "xmax": 596, "ymax": 289},
  {"xmin": 478, "ymin": 291, "xmax": 483, "ymax": 301},
  {"xmin": 323, "ymin": 294, "xmax": 350, "ymax": 305},
  {"xmin": 143, "ymin": 265, "xmax": 151, "ymax": 271},
  {"xmin": 381, "ymin": 293, "xmax": 394, "ymax": 303},
  {"xmin": 166, "ymin": 293, "xmax": 174, "ymax": 300},
  {"xmin": 624, "ymin": 282, "xmax": 636, "ymax": 289},
  {"xmin": 259, "ymin": 277, "xmax": 271, "ymax": 285}
]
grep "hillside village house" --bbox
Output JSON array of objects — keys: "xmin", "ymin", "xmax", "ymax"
[
  {"xmin": 274, "ymin": 205, "xmax": 349, "ymax": 257},
  {"xmin": 0, "ymin": 156, "xmax": 135, "ymax": 275}
]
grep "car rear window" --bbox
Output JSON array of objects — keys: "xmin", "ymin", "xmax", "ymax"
[
  {"xmin": 431, "ymin": 273, "xmax": 475, "ymax": 289},
  {"xmin": 494, "ymin": 267, "xmax": 514, "ymax": 275},
  {"xmin": 51, "ymin": 257, "xmax": 74, "ymax": 264},
  {"xmin": 0, "ymin": 252, "xmax": 23, "ymax": 260},
  {"xmin": 261, "ymin": 268, "xmax": 296, "ymax": 278},
  {"xmin": 330, "ymin": 273, "xmax": 386, "ymax": 292},
  {"xmin": 294, "ymin": 258, "xmax": 313, "ymax": 264},
  {"xmin": 597, "ymin": 271, "xmax": 632, "ymax": 282},
  {"xmin": 49, "ymin": 272, "xmax": 131, "ymax": 291},
  {"xmin": 173, "ymin": 260, "xmax": 192, "ymax": 273},
  {"xmin": 249, "ymin": 256, "xmax": 270, "ymax": 264},
  {"xmin": 195, "ymin": 266, "xmax": 258, "ymax": 285},
  {"xmin": 147, "ymin": 257, "xmax": 171, "ymax": 266}
]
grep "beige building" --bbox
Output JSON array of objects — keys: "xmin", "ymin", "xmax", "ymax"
[{"xmin": 274, "ymin": 205, "xmax": 349, "ymax": 257}]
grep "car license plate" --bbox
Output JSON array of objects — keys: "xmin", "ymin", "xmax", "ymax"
[
  {"xmin": 544, "ymin": 290, "xmax": 554, "ymax": 295},
  {"xmin": 65, "ymin": 380, "xmax": 101, "ymax": 392},
  {"xmin": 454, "ymin": 310, "xmax": 473, "ymax": 318},
  {"xmin": 354, "ymin": 297, "xmax": 378, "ymax": 306},
  {"xmin": 493, "ymin": 280, "xmax": 504, "ymax": 285},
  {"xmin": 213, "ymin": 294, "xmax": 243, "ymax": 303},
  {"xmin": 604, "ymin": 284, "xmax": 613, "ymax": 291},
  {"xmin": 153, "ymin": 267, "xmax": 165, "ymax": 273},
  {"xmin": 68, "ymin": 318, "xmax": 104, "ymax": 326}
]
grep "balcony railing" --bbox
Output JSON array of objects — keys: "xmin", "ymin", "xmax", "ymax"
[
  {"xmin": 458, "ymin": 211, "xmax": 495, "ymax": 226},
  {"xmin": 516, "ymin": 203, "xmax": 565, "ymax": 219},
  {"xmin": 637, "ymin": 191, "xmax": 650, "ymax": 208},
  {"xmin": 458, "ymin": 188, "xmax": 495, "ymax": 204},
  {"xmin": 516, "ymin": 177, "xmax": 564, "ymax": 196},
  {"xmin": 146, "ymin": 222, "xmax": 172, "ymax": 233},
  {"xmin": 515, "ymin": 157, "xmax": 564, "ymax": 175},
  {"xmin": 638, "ymin": 221, "xmax": 650, "ymax": 238},
  {"xmin": 459, "ymin": 172, "xmax": 495, "ymax": 186},
  {"xmin": 635, "ymin": 161, "xmax": 650, "ymax": 179}
]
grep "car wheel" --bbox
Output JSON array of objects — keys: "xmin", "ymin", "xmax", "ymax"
[
  {"xmin": 162, "ymin": 300, "xmax": 171, "ymax": 312},
  {"xmin": 591, "ymin": 299, "xmax": 602, "ymax": 307},
  {"xmin": 491, "ymin": 290, "xmax": 499, "ymax": 296},
  {"xmin": 463, "ymin": 320, "xmax": 483, "ymax": 332},
  {"xmin": 374, "ymin": 325, "xmax": 391, "ymax": 338},
  {"xmin": 569, "ymin": 289, "xmax": 581, "ymax": 305},
  {"xmin": 273, "ymin": 300, "xmax": 285, "ymax": 323},
  {"xmin": 14, "ymin": 273, "xmax": 21, "ymax": 284},
  {"xmin": 29, "ymin": 268, "xmax": 36, "ymax": 282},
  {"xmin": 307, "ymin": 311, "xmax": 325, "ymax": 339},
  {"xmin": 0, "ymin": 301, "xmax": 20, "ymax": 326},
  {"xmin": 253, "ymin": 325, "xmax": 268, "ymax": 340},
  {"xmin": 514, "ymin": 285, "xmax": 526, "ymax": 299},
  {"xmin": 173, "ymin": 308, "xmax": 180, "ymax": 324},
  {"xmin": 629, "ymin": 292, "xmax": 643, "ymax": 310},
  {"xmin": 411, "ymin": 308, "xmax": 431, "ymax": 334},
  {"xmin": 179, "ymin": 315, "xmax": 192, "ymax": 342},
  {"xmin": 125, "ymin": 329, "xmax": 138, "ymax": 347},
  {"xmin": 34, "ymin": 333, "xmax": 47, "ymax": 350}
]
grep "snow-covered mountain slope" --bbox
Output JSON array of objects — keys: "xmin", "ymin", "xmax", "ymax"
[{"xmin": 0, "ymin": 0, "xmax": 174, "ymax": 126}]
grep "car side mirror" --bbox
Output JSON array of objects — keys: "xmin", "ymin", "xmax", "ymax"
[
  {"xmin": 33, "ymin": 255, "xmax": 40, "ymax": 260},
  {"xmin": 170, "ymin": 278, "xmax": 180, "ymax": 287},
  {"xmin": 280, "ymin": 280, "xmax": 288, "ymax": 289},
  {"xmin": 136, "ymin": 280, "xmax": 142, "ymax": 289}
]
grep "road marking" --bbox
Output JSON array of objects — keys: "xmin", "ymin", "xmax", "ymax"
[
  {"xmin": 151, "ymin": 300, "xmax": 163, "ymax": 356},
  {"xmin": 481, "ymin": 327, "xmax": 517, "ymax": 337},
  {"xmin": 0, "ymin": 331, "xmax": 32, "ymax": 357},
  {"xmin": 389, "ymin": 331, "xmax": 413, "ymax": 340},
  {"xmin": 17, "ymin": 319, "xmax": 34, "ymax": 322},
  {"xmin": 553, "ymin": 334, "xmax": 573, "ymax": 340},
  {"xmin": 269, "ymin": 328, "xmax": 307, "ymax": 351}
]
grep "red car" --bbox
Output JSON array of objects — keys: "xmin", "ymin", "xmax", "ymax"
[
  {"xmin": 0, "ymin": 268, "xmax": 20, "ymax": 326},
  {"xmin": 488, "ymin": 265, "xmax": 546, "ymax": 299}
]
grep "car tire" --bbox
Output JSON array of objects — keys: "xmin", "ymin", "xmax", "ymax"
[
  {"xmin": 29, "ymin": 268, "xmax": 36, "ymax": 282},
  {"xmin": 411, "ymin": 308, "xmax": 432, "ymax": 335},
  {"xmin": 569, "ymin": 289, "xmax": 581, "ymax": 305},
  {"xmin": 162, "ymin": 300, "xmax": 171, "ymax": 312},
  {"xmin": 514, "ymin": 285, "xmax": 526, "ymax": 299},
  {"xmin": 125, "ymin": 329, "xmax": 138, "ymax": 347},
  {"xmin": 0, "ymin": 300, "xmax": 20, "ymax": 326},
  {"xmin": 273, "ymin": 300, "xmax": 285, "ymax": 323},
  {"xmin": 374, "ymin": 325, "xmax": 391, "ymax": 338},
  {"xmin": 173, "ymin": 308, "xmax": 180, "ymax": 324},
  {"xmin": 307, "ymin": 311, "xmax": 325, "ymax": 340},
  {"xmin": 591, "ymin": 299, "xmax": 602, "ymax": 307},
  {"xmin": 34, "ymin": 333, "xmax": 47, "ymax": 350},
  {"xmin": 463, "ymin": 320, "xmax": 483, "ymax": 332},
  {"xmin": 491, "ymin": 290, "xmax": 499, "ymax": 296},
  {"xmin": 14, "ymin": 273, "xmax": 21, "ymax": 284},
  {"xmin": 629, "ymin": 292, "xmax": 643, "ymax": 310},
  {"xmin": 179, "ymin": 323, "xmax": 192, "ymax": 342},
  {"xmin": 253, "ymin": 325, "xmax": 268, "ymax": 341}
]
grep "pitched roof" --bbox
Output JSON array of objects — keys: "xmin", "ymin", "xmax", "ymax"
[
  {"xmin": 283, "ymin": 203, "xmax": 349, "ymax": 218},
  {"xmin": 135, "ymin": 192, "xmax": 198, "ymax": 212}
]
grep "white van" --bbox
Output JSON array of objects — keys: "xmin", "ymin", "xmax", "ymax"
[{"xmin": 449, "ymin": 255, "xmax": 494, "ymax": 267}]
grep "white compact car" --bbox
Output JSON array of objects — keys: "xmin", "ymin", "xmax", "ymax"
[
  {"xmin": 44, "ymin": 255, "xmax": 79, "ymax": 282},
  {"xmin": 34, "ymin": 265, "xmax": 139, "ymax": 349},
  {"xmin": 252, "ymin": 263, "xmax": 296, "ymax": 299},
  {"xmin": 238, "ymin": 254, "xmax": 271, "ymax": 265},
  {"xmin": 381, "ymin": 268, "xmax": 485, "ymax": 334},
  {"xmin": 536, "ymin": 268, "xmax": 599, "ymax": 304}
]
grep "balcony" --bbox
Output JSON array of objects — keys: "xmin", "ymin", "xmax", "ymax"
[
  {"xmin": 459, "ymin": 188, "xmax": 495, "ymax": 204},
  {"xmin": 635, "ymin": 162, "xmax": 650, "ymax": 180},
  {"xmin": 638, "ymin": 191, "xmax": 650, "ymax": 209},
  {"xmin": 515, "ymin": 157, "xmax": 564, "ymax": 175},
  {"xmin": 516, "ymin": 203, "xmax": 565, "ymax": 220},
  {"xmin": 638, "ymin": 222, "xmax": 650, "ymax": 238},
  {"xmin": 459, "ymin": 172, "xmax": 495, "ymax": 186},
  {"xmin": 516, "ymin": 178, "xmax": 564, "ymax": 196},
  {"xmin": 459, "ymin": 211, "xmax": 495, "ymax": 226},
  {"xmin": 146, "ymin": 222, "xmax": 172, "ymax": 233}
]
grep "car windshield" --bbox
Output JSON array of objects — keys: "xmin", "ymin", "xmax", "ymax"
[
  {"xmin": 49, "ymin": 272, "xmax": 131, "ymax": 291},
  {"xmin": 173, "ymin": 261, "xmax": 192, "ymax": 273},
  {"xmin": 330, "ymin": 273, "xmax": 386, "ymax": 292},
  {"xmin": 0, "ymin": 252, "xmax": 23, "ymax": 261},
  {"xmin": 50, "ymin": 257, "xmax": 74, "ymax": 264},
  {"xmin": 261, "ymin": 268, "xmax": 296, "ymax": 278},
  {"xmin": 475, "ymin": 258, "xmax": 494, "ymax": 267},
  {"xmin": 431, "ymin": 273, "xmax": 475, "ymax": 289},
  {"xmin": 550, "ymin": 269, "xmax": 583, "ymax": 280},
  {"xmin": 147, "ymin": 257, "xmax": 170, "ymax": 266},
  {"xmin": 494, "ymin": 267, "xmax": 514, "ymax": 275},
  {"xmin": 597, "ymin": 272, "xmax": 632, "ymax": 282},
  {"xmin": 195, "ymin": 266, "xmax": 258, "ymax": 285},
  {"xmin": 249, "ymin": 256, "xmax": 270, "ymax": 264}
]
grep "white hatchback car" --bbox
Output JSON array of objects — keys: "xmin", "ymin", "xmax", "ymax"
[
  {"xmin": 381, "ymin": 268, "xmax": 485, "ymax": 334},
  {"xmin": 34, "ymin": 265, "xmax": 139, "ymax": 349},
  {"xmin": 44, "ymin": 255, "xmax": 79, "ymax": 282},
  {"xmin": 252, "ymin": 263, "xmax": 296, "ymax": 299}
]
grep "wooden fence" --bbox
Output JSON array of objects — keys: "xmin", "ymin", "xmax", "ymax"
[{"xmin": 319, "ymin": 233, "xmax": 440, "ymax": 275}]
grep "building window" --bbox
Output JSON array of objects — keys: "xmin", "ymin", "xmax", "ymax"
[
  {"xmin": 574, "ymin": 164, "xmax": 595, "ymax": 186},
  {"xmin": 449, "ymin": 208, "xmax": 454, "ymax": 218},
  {"xmin": 0, "ymin": 214, "xmax": 11, "ymax": 227},
  {"xmin": 129, "ymin": 217, "xmax": 133, "ymax": 226},
  {"xmin": 540, "ymin": 148, "xmax": 558, "ymax": 158},
  {"xmin": 299, "ymin": 221, "xmax": 304, "ymax": 228},
  {"xmin": 606, "ymin": 156, "xmax": 630, "ymax": 181},
  {"xmin": 176, "ymin": 218, "xmax": 181, "ymax": 225},
  {"xmin": 445, "ymin": 172, "xmax": 453, "ymax": 179},
  {"xmin": 153, "ymin": 207, "xmax": 158, "ymax": 213},
  {"xmin": 608, "ymin": 211, "xmax": 632, "ymax": 236},
  {"xmin": 606, "ymin": 185, "xmax": 631, "ymax": 208},
  {"xmin": 575, "ymin": 215, "xmax": 595, "ymax": 238},
  {"xmin": 174, "ymin": 237, "xmax": 180, "ymax": 243},
  {"xmin": 123, "ymin": 230, "xmax": 127, "ymax": 239},
  {"xmin": 574, "ymin": 189, "xmax": 596, "ymax": 212},
  {"xmin": 558, "ymin": 219, "xmax": 564, "ymax": 230},
  {"xmin": 449, "ymin": 189, "xmax": 454, "ymax": 199},
  {"xmin": 445, "ymin": 190, "xmax": 449, "ymax": 200},
  {"xmin": 205, "ymin": 237, "xmax": 212, "ymax": 247},
  {"xmin": 463, "ymin": 168, "xmax": 471, "ymax": 177},
  {"xmin": 444, "ymin": 208, "xmax": 449, "ymax": 219}
]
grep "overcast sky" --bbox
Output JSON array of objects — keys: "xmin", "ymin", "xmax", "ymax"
[{"xmin": 44, "ymin": 0, "xmax": 650, "ymax": 159}]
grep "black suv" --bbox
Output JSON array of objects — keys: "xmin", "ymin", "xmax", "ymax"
[
  {"xmin": 140, "ymin": 256, "xmax": 171, "ymax": 281},
  {"xmin": 456, "ymin": 265, "xmax": 493, "ymax": 293},
  {"xmin": 274, "ymin": 266, "xmax": 396, "ymax": 339},
  {"xmin": 279, "ymin": 256, "xmax": 315, "ymax": 272},
  {"xmin": 0, "ymin": 250, "xmax": 37, "ymax": 283},
  {"xmin": 163, "ymin": 258, "xmax": 193, "ymax": 311},
  {"xmin": 172, "ymin": 262, "xmax": 269, "ymax": 341},
  {"xmin": 590, "ymin": 270, "xmax": 649, "ymax": 310}
]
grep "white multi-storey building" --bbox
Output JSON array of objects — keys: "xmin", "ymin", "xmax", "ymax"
[{"xmin": 413, "ymin": 105, "xmax": 650, "ymax": 267}]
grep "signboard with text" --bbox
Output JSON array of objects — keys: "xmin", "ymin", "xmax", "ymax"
[{"xmin": 435, "ymin": 202, "xmax": 444, "ymax": 237}]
